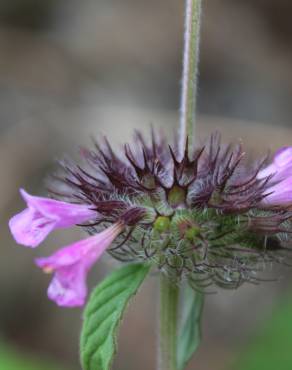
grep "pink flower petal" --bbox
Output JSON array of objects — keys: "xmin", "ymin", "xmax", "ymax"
[
  {"xmin": 9, "ymin": 189, "xmax": 96, "ymax": 248},
  {"xmin": 9, "ymin": 208, "xmax": 57, "ymax": 248},
  {"xmin": 35, "ymin": 223, "xmax": 123, "ymax": 307},
  {"xmin": 257, "ymin": 164, "xmax": 277, "ymax": 180},
  {"xmin": 263, "ymin": 177, "xmax": 292, "ymax": 206},
  {"xmin": 258, "ymin": 147, "xmax": 292, "ymax": 180},
  {"xmin": 273, "ymin": 147, "xmax": 292, "ymax": 167},
  {"xmin": 19, "ymin": 189, "xmax": 96, "ymax": 227},
  {"xmin": 47, "ymin": 264, "xmax": 88, "ymax": 307},
  {"xmin": 259, "ymin": 147, "xmax": 292, "ymax": 206}
]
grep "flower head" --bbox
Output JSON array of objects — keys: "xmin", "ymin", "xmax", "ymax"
[{"xmin": 9, "ymin": 131, "xmax": 292, "ymax": 304}]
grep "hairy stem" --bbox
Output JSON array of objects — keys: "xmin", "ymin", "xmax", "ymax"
[
  {"xmin": 157, "ymin": 3, "xmax": 203, "ymax": 369},
  {"xmin": 179, "ymin": 0, "xmax": 202, "ymax": 157},
  {"xmin": 158, "ymin": 275, "xmax": 179, "ymax": 370}
]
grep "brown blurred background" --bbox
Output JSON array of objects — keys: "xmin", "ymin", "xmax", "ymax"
[{"xmin": 2, "ymin": 1, "xmax": 292, "ymax": 370}]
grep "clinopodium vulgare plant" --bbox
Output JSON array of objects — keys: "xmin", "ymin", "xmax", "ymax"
[{"xmin": 8, "ymin": 1, "xmax": 292, "ymax": 370}]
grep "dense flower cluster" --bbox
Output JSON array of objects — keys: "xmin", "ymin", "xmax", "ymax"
[{"xmin": 9, "ymin": 131, "xmax": 292, "ymax": 306}]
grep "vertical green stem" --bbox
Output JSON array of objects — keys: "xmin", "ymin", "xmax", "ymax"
[
  {"xmin": 158, "ymin": 275, "xmax": 179, "ymax": 370},
  {"xmin": 157, "ymin": 2, "xmax": 203, "ymax": 370},
  {"xmin": 179, "ymin": 0, "xmax": 202, "ymax": 157}
]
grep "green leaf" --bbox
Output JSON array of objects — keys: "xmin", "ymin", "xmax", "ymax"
[
  {"xmin": 234, "ymin": 298, "xmax": 292, "ymax": 370},
  {"xmin": 80, "ymin": 263, "xmax": 150, "ymax": 370},
  {"xmin": 177, "ymin": 284, "xmax": 204, "ymax": 370}
]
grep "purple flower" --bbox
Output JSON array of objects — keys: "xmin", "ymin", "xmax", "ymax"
[
  {"xmin": 9, "ymin": 189, "xmax": 96, "ymax": 248},
  {"xmin": 258, "ymin": 147, "xmax": 292, "ymax": 206},
  {"xmin": 263, "ymin": 176, "xmax": 292, "ymax": 206},
  {"xmin": 35, "ymin": 223, "xmax": 124, "ymax": 307},
  {"xmin": 258, "ymin": 147, "xmax": 292, "ymax": 181}
]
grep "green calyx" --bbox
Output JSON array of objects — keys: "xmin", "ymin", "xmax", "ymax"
[
  {"xmin": 154, "ymin": 216, "xmax": 171, "ymax": 233},
  {"xmin": 109, "ymin": 205, "xmax": 274, "ymax": 288},
  {"xmin": 168, "ymin": 186, "xmax": 186, "ymax": 207},
  {"xmin": 185, "ymin": 226, "xmax": 201, "ymax": 241}
]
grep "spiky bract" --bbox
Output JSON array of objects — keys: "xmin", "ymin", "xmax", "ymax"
[{"xmin": 51, "ymin": 131, "xmax": 292, "ymax": 290}]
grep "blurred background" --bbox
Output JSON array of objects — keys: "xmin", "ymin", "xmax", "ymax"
[{"xmin": 2, "ymin": 0, "xmax": 292, "ymax": 369}]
